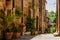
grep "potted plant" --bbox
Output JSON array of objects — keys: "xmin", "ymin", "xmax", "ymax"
[
  {"xmin": 5, "ymin": 23, "xmax": 14, "ymax": 40},
  {"xmin": 20, "ymin": 23, "xmax": 26, "ymax": 36},
  {"xmin": 25, "ymin": 17, "xmax": 35, "ymax": 35},
  {"xmin": 31, "ymin": 29, "xmax": 35, "ymax": 35},
  {"xmin": 0, "ymin": 24, "xmax": 3, "ymax": 40},
  {"xmin": 13, "ymin": 25, "xmax": 21, "ymax": 39},
  {"xmin": 34, "ymin": 29, "xmax": 39, "ymax": 35},
  {"xmin": 14, "ymin": 7, "xmax": 26, "ymax": 36},
  {"xmin": 14, "ymin": 7, "xmax": 23, "ymax": 26},
  {"xmin": 5, "ymin": 13, "xmax": 14, "ymax": 40},
  {"xmin": 0, "ymin": 10, "xmax": 5, "ymax": 39}
]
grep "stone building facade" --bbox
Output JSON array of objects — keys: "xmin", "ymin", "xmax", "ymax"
[
  {"xmin": 0, "ymin": 0, "xmax": 47, "ymax": 33},
  {"xmin": 23, "ymin": 0, "xmax": 47, "ymax": 33}
]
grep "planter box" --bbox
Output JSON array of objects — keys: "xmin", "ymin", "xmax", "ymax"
[
  {"xmin": 5, "ymin": 32, "xmax": 13, "ymax": 40},
  {"xmin": 13, "ymin": 32, "xmax": 21, "ymax": 38}
]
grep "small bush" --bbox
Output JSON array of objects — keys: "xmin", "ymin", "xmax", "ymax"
[{"xmin": 50, "ymin": 25, "xmax": 56, "ymax": 33}]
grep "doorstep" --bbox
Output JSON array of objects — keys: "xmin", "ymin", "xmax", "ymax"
[
  {"xmin": 24, "ymin": 32, "xmax": 31, "ymax": 36},
  {"xmin": 53, "ymin": 32, "xmax": 59, "ymax": 36}
]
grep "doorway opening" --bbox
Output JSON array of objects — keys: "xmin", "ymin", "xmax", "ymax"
[{"xmin": 45, "ymin": 0, "xmax": 56, "ymax": 33}]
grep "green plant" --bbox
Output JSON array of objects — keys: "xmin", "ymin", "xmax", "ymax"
[
  {"xmin": 50, "ymin": 24, "xmax": 56, "ymax": 33},
  {"xmin": 4, "ymin": 13, "xmax": 15, "ymax": 32},
  {"xmin": 48, "ymin": 11, "xmax": 56, "ymax": 23},
  {"xmin": 25, "ymin": 17, "xmax": 35, "ymax": 32},
  {"xmin": 14, "ymin": 27, "xmax": 20, "ymax": 33},
  {"xmin": 46, "ymin": 24, "xmax": 56, "ymax": 33},
  {"xmin": 15, "ymin": 7, "xmax": 23, "ymax": 17},
  {"xmin": 0, "ymin": 10, "xmax": 5, "ymax": 23},
  {"xmin": 13, "ymin": 23, "xmax": 21, "ymax": 33},
  {"xmin": 5, "ymin": 23, "xmax": 14, "ymax": 32},
  {"xmin": 7, "ymin": 13, "xmax": 15, "ymax": 22},
  {"xmin": 0, "ymin": 9, "xmax": 6, "ymax": 27}
]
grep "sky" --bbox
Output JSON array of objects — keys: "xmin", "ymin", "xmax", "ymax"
[{"xmin": 46, "ymin": 0, "xmax": 56, "ymax": 12}]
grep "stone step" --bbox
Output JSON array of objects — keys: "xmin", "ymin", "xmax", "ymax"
[
  {"xmin": 24, "ymin": 32, "xmax": 31, "ymax": 35},
  {"xmin": 53, "ymin": 32, "xmax": 59, "ymax": 36}
]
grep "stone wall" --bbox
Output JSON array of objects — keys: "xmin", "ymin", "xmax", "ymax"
[
  {"xmin": 56, "ymin": 0, "xmax": 60, "ymax": 35},
  {"xmin": 0, "ymin": 0, "xmax": 47, "ymax": 33}
]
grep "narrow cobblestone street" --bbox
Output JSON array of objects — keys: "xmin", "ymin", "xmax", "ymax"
[{"xmin": 19, "ymin": 34, "xmax": 60, "ymax": 40}]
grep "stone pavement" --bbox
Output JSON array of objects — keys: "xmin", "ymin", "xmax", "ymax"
[
  {"xmin": 31, "ymin": 34, "xmax": 60, "ymax": 40},
  {"xmin": 15, "ymin": 34, "xmax": 60, "ymax": 40},
  {"xmin": 19, "ymin": 35, "xmax": 35, "ymax": 40}
]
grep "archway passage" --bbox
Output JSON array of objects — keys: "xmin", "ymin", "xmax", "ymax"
[
  {"xmin": 45, "ymin": 0, "xmax": 56, "ymax": 33},
  {"xmin": 47, "ymin": 0, "xmax": 60, "ymax": 35}
]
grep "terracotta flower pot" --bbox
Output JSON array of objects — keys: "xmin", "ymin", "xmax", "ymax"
[
  {"xmin": 5, "ymin": 32, "xmax": 13, "ymax": 40},
  {"xmin": 0, "ymin": 18, "xmax": 3, "ymax": 23},
  {"xmin": 34, "ymin": 31, "xmax": 38, "ymax": 35},
  {"xmin": 13, "ymin": 32, "xmax": 21, "ymax": 38},
  {"xmin": 20, "ymin": 23, "xmax": 26, "ymax": 36},
  {"xmin": 22, "ymin": 26, "xmax": 26, "ymax": 32},
  {"xmin": 0, "ymin": 31, "xmax": 3, "ymax": 39}
]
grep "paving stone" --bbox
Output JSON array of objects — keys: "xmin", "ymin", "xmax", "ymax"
[
  {"xmin": 31, "ymin": 34, "xmax": 60, "ymax": 40},
  {"xmin": 14, "ymin": 34, "xmax": 60, "ymax": 40}
]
